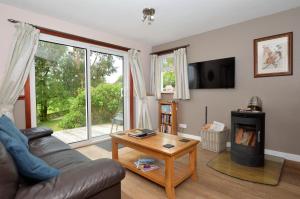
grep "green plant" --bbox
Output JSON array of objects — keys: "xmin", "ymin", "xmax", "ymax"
[
  {"xmin": 35, "ymin": 42, "xmax": 116, "ymax": 123},
  {"xmin": 58, "ymin": 110, "xmax": 86, "ymax": 129},
  {"xmin": 91, "ymin": 83, "xmax": 122, "ymax": 124},
  {"xmin": 162, "ymin": 56, "xmax": 175, "ymax": 89},
  {"xmin": 58, "ymin": 83, "xmax": 122, "ymax": 129},
  {"xmin": 163, "ymin": 71, "xmax": 175, "ymax": 88},
  {"xmin": 58, "ymin": 90, "xmax": 86, "ymax": 128}
]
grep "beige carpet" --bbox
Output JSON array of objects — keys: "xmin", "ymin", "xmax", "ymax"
[{"xmin": 207, "ymin": 151, "xmax": 284, "ymax": 185}]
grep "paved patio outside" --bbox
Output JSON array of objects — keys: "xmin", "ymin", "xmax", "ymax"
[{"xmin": 53, "ymin": 123, "xmax": 123, "ymax": 144}]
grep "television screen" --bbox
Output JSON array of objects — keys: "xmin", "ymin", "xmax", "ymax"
[{"xmin": 188, "ymin": 57, "xmax": 235, "ymax": 89}]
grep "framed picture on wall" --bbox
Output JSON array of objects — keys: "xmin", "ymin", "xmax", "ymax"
[{"xmin": 254, "ymin": 32, "xmax": 293, "ymax": 77}]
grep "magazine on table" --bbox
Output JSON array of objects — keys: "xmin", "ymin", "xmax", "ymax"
[
  {"xmin": 128, "ymin": 129, "xmax": 156, "ymax": 139},
  {"xmin": 134, "ymin": 158, "xmax": 160, "ymax": 172}
]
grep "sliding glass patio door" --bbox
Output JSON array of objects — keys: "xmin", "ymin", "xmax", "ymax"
[
  {"xmin": 32, "ymin": 34, "xmax": 129, "ymax": 144},
  {"xmin": 34, "ymin": 41, "xmax": 88, "ymax": 143},
  {"xmin": 89, "ymin": 51, "xmax": 124, "ymax": 138}
]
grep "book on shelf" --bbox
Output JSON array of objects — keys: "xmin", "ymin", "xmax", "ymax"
[
  {"xmin": 161, "ymin": 114, "xmax": 172, "ymax": 124},
  {"xmin": 159, "ymin": 100, "xmax": 177, "ymax": 135},
  {"xmin": 134, "ymin": 158, "xmax": 160, "ymax": 172},
  {"xmin": 141, "ymin": 165, "xmax": 160, "ymax": 172},
  {"xmin": 160, "ymin": 124, "xmax": 172, "ymax": 133},
  {"xmin": 128, "ymin": 129, "xmax": 156, "ymax": 139},
  {"xmin": 135, "ymin": 158, "xmax": 155, "ymax": 165}
]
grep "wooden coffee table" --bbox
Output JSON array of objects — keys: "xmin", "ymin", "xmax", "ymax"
[{"xmin": 111, "ymin": 130, "xmax": 199, "ymax": 199}]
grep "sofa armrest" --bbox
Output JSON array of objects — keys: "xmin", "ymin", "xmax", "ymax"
[
  {"xmin": 15, "ymin": 158, "xmax": 125, "ymax": 199},
  {"xmin": 20, "ymin": 127, "xmax": 53, "ymax": 140}
]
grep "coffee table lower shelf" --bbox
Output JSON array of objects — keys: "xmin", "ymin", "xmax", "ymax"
[{"xmin": 118, "ymin": 150, "xmax": 192, "ymax": 187}]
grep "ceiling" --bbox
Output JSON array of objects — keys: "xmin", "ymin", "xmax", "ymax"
[{"xmin": 1, "ymin": 0, "xmax": 300, "ymax": 45}]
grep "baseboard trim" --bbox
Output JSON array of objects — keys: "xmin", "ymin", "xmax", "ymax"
[
  {"xmin": 264, "ymin": 149, "xmax": 300, "ymax": 162},
  {"xmin": 226, "ymin": 142, "xmax": 300, "ymax": 162},
  {"xmin": 178, "ymin": 133, "xmax": 300, "ymax": 162}
]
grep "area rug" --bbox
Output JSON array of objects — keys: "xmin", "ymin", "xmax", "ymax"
[
  {"xmin": 207, "ymin": 151, "xmax": 284, "ymax": 185},
  {"xmin": 95, "ymin": 139, "xmax": 124, "ymax": 152}
]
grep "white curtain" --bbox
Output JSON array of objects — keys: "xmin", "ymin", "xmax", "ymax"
[
  {"xmin": 128, "ymin": 49, "xmax": 152, "ymax": 129},
  {"xmin": 173, "ymin": 48, "xmax": 190, "ymax": 100},
  {"xmin": 0, "ymin": 23, "xmax": 40, "ymax": 121},
  {"xmin": 149, "ymin": 54, "xmax": 161, "ymax": 99}
]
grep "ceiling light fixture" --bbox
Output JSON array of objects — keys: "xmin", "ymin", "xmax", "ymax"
[{"xmin": 142, "ymin": 8, "xmax": 155, "ymax": 25}]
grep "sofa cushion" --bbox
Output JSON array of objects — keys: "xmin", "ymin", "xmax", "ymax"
[
  {"xmin": 29, "ymin": 136, "xmax": 70, "ymax": 158},
  {"xmin": 0, "ymin": 115, "xmax": 28, "ymax": 148},
  {"xmin": 41, "ymin": 149, "xmax": 89, "ymax": 171},
  {"xmin": 0, "ymin": 131, "xmax": 59, "ymax": 181},
  {"xmin": 15, "ymin": 159, "xmax": 125, "ymax": 199},
  {"xmin": 0, "ymin": 142, "xmax": 19, "ymax": 199}
]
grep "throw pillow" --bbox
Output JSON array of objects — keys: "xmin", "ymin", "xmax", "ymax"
[
  {"xmin": 0, "ymin": 131, "xmax": 59, "ymax": 181},
  {"xmin": 0, "ymin": 115, "xmax": 28, "ymax": 148}
]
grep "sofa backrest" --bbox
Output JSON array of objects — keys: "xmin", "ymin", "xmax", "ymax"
[{"xmin": 0, "ymin": 142, "xmax": 19, "ymax": 199}]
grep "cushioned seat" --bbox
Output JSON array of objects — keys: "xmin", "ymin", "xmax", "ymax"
[
  {"xmin": 0, "ymin": 127, "xmax": 125, "ymax": 199},
  {"xmin": 15, "ymin": 158, "xmax": 125, "ymax": 199},
  {"xmin": 29, "ymin": 136, "xmax": 71, "ymax": 158},
  {"xmin": 0, "ymin": 142, "xmax": 19, "ymax": 199},
  {"xmin": 41, "ymin": 149, "xmax": 89, "ymax": 171}
]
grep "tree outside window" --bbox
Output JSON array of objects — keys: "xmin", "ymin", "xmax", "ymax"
[
  {"xmin": 35, "ymin": 41, "xmax": 122, "ymax": 131},
  {"xmin": 161, "ymin": 55, "xmax": 175, "ymax": 93}
]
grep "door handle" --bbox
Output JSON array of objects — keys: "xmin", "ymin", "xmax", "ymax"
[{"xmin": 257, "ymin": 131, "xmax": 260, "ymax": 143}]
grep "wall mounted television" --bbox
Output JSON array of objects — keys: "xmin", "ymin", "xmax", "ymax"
[{"xmin": 188, "ymin": 57, "xmax": 235, "ymax": 89}]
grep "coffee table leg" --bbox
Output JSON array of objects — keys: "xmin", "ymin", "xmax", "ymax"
[
  {"xmin": 112, "ymin": 139, "xmax": 119, "ymax": 160},
  {"xmin": 165, "ymin": 157, "xmax": 175, "ymax": 199},
  {"xmin": 189, "ymin": 147, "xmax": 197, "ymax": 181}
]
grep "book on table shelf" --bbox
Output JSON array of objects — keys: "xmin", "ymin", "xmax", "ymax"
[
  {"xmin": 128, "ymin": 129, "xmax": 156, "ymax": 139},
  {"xmin": 134, "ymin": 158, "xmax": 160, "ymax": 172}
]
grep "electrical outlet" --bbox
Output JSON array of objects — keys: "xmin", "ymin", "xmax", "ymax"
[{"xmin": 179, "ymin": 123, "xmax": 187, "ymax": 129}]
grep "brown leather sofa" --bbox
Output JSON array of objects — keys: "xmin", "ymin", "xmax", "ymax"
[{"xmin": 0, "ymin": 127, "xmax": 125, "ymax": 199}]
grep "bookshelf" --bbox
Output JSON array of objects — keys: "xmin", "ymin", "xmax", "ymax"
[{"xmin": 159, "ymin": 100, "xmax": 177, "ymax": 135}]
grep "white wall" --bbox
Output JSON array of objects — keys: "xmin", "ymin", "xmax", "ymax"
[{"xmin": 0, "ymin": 3, "xmax": 152, "ymax": 128}]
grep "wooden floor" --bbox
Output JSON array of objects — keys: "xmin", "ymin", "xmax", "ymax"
[{"xmin": 76, "ymin": 144, "xmax": 300, "ymax": 199}]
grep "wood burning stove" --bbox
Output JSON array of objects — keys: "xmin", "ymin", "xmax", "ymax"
[{"xmin": 231, "ymin": 111, "xmax": 265, "ymax": 167}]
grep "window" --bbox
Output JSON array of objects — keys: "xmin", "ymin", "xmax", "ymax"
[
  {"xmin": 161, "ymin": 54, "xmax": 175, "ymax": 93},
  {"xmin": 35, "ymin": 41, "xmax": 87, "ymax": 142},
  {"xmin": 89, "ymin": 51, "xmax": 124, "ymax": 138},
  {"xmin": 30, "ymin": 34, "xmax": 130, "ymax": 144}
]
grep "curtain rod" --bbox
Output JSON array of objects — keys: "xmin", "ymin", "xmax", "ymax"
[
  {"xmin": 7, "ymin": 18, "xmax": 140, "ymax": 52},
  {"xmin": 150, "ymin": 44, "xmax": 190, "ymax": 56}
]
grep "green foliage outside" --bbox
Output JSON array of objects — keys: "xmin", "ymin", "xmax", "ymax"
[
  {"xmin": 90, "ymin": 52, "xmax": 116, "ymax": 87},
  {"xmin": 58, "ymin": 83, "xmax": 122, "ymax": 129},
  {"xmin": 39, "ymin": 118, "xmax": 63, "ymax": 131},
  {"xmin": 163, "ymin": 72, "xmax": 175, "ymax": 88},
  {"xmin": 162, "ymin": 57, "xmax": 175, "ymax": 90},
  {"xmin": 35, "ymin": 41, "xmax": 122, "ymax": 130},
  {"xmin": 91, "ymin": 83, "xmax": 122, "ymax": 124}
]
